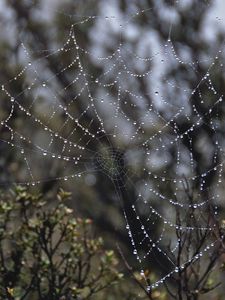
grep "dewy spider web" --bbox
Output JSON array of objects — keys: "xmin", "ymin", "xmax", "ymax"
[{"xmin": 0, "ymin": 6, "xmax": 224, "ymax": 291}]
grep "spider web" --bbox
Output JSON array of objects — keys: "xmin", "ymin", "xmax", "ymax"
[{"xmin": 0, "ymin": 6, "xmax": 225, "ymax": 292}]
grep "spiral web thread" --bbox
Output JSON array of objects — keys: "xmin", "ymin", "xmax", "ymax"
[{"xmin": 0, "ymin": 7, "xmax": 225, "ymax": 291}]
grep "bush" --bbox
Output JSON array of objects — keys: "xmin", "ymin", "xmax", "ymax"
[{"xmin": 0, "ymin": 187, "xmax": 123, "ymax": 300}]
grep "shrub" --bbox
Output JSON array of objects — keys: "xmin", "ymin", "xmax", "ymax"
[{"xmin": 0, "ymin": 187, "xmax": 123, "ymax": 300}]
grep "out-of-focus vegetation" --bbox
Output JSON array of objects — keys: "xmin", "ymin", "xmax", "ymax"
[{"xmin": 1, "ymin": 0, "xmax": 225, "ymax": 299}]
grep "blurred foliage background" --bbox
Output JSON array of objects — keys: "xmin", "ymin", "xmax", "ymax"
[{"xmin": 1, "ymin": 0, "xmax": 225, "ymax": 299}]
